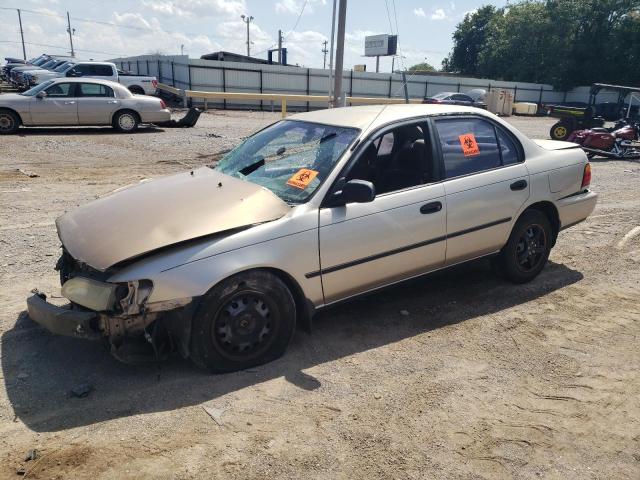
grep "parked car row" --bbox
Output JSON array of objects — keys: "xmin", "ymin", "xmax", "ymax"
[
  {"xmin": 0, "ymin": 78, "xmax": 170, "ymax": 134},
  {"xmin": 2, "ymin": 54, "xmax": 158, "ymax": 95}
]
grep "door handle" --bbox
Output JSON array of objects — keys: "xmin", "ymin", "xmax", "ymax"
[
  {"xmin": 64, "ymin": 101, "xmax": 76, "ymax": 105},
  {"xmin": 510, "ymin": 179, "xmax": 527, "ymax": 191},
  {"xmin": 420, "ymin": 201, "xmax": 442, "ymax": 214}
]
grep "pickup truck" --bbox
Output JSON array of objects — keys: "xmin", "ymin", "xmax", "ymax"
[{"xmin": 27, "ymin": 61, "xmax": 158, "ymax": 95}]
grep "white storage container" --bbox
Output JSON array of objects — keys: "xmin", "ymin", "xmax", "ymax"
[
  {"xmin": 485, "ymin": 89, "xmax": 514, "ymax": 116},
  {"xmin": 513, "ymin": 102, "xmax": 538, "ymax": 115}
]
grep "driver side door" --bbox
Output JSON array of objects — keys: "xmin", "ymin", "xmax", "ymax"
[
  {"xmin": 29, "ymin": 82, "xmax": 78, "ymax": 125},
  {"xmin": 317, "ymin": 120, "xmax": 447, "ymax": 304}
]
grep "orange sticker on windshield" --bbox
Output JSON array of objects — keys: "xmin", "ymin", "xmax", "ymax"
[
  {"xmin": 459, "ymin": 133, "xmax": 480, "ymax": 156},
  {"xmin": 287, "ymin": 168, "xmax": 319, "ymax": 189}
]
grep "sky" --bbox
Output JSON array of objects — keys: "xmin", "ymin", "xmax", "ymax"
[{"xmin": 0, "ymin": 0, "xmax": 509, "ymax": 72}]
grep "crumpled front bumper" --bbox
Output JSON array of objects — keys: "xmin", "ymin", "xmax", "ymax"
[{"xmin": 26, "ymin": 293, "xmax": 101, "ymax": 340}]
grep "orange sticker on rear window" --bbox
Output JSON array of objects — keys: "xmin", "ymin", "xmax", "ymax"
[
  {"xmin": 459, "ymin": 133, "xmax": 480, "ymax": 156},
  {"xmin": 287, "ymin": 168, "xmax": 319, "ymax": 189}
]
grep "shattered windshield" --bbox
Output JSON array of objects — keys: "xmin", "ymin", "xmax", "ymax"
[{"xmin": 214, "ymin": 120, "xmax": 359, "ymax": 204}]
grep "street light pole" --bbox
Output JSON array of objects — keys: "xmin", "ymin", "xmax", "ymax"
[
  {"xmin": 241, "ymin": 14, "xmax": 254, "ymax": 57},
  {"xmin": 66, "ymin": 11, "xmax": 75, "ymax": 57},
  {"xmin": 327, "ymin": 0, "xmax": 337, "ymax": 106},
  {"xmin": 17, "ymin": 9, "xmax": 26, "ymax": 60},
  {"xmin": 332, "ymin": 0, "xmax": 347, "ymax": 107}
]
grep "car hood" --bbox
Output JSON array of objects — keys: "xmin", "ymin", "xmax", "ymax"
[
  {"xmin": 56, "ymin": 167, "xmax": 291, "ymax": 271},
  {"xmin": 0, "ymin": 93, "xmax": 23, "ymax": 103}
]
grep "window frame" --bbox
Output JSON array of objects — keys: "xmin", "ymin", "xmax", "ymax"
[
  {"xmin": 44, "ymin": 82, "xmax": 77, "ymax": 98},
  {"xmin": 432, "ymin": 114, "xmax": 525, "ymax": 181},
  {"xmin": 321, "ymin": 117, "xmax": 442, "ymax": 207},
  {"xmin": 77, "ymin": 82, "xmax": 115, "ymax": 98}
]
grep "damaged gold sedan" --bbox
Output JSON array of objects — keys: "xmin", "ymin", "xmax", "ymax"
[{"xmin": 28, "ymin": 105, "xmax": 597, "ymax": 372}]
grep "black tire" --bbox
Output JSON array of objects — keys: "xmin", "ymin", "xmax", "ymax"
[
  {"xmin": 190, "ymin": 270, "xmax": 296, "ymax": 373},
  {"xmin": 0, "ymin": 109, "xmax": 20, "ymax": 135},
  {"xmin": 128, "ymin": 86, "xmax": 145, "ymax": 95},
  {"xmin": 112, "ymin": 110, "xmax": 139, "ymax": 133},
  {"xmin": 492, "ymin": 210, "xmax": 552, "ymax": 284},
  {"xmin": 550, "ymin": 121, "xmax": 571, "ymax": 141}
]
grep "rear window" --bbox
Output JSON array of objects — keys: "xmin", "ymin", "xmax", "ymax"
[{"xmin": 436, "ymin": 118, "xmax": 501, "ymax": 178}]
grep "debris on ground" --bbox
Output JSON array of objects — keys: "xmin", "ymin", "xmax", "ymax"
[
  {"xmin": 70, "ymin": 384, "xmax": 93, "ymax": 398},
  {"xmin": 16, "ymin": 169, "xmax": 39, "ymax": 178},
  {"xmin": 399, "ymin": 309, "xmax": 410, "ymax": 316},
  {"xmin": 202, "ymin": 405, "xmax": 226, "ymax": 426},
  {"xmin": 16, "ymin": 373, "xmax": 29, "ymax": 380},
  {"xmin": 24, "ymin": 449, "xmax": 37, "ymax": 461}
]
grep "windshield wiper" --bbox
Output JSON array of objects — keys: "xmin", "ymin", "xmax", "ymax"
[{"xmin": 239, "ymin": 158, "xmax": 265, "ymax": 176}]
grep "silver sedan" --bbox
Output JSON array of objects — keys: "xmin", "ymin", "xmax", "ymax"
[
  {"xmin": 0, "ymin": 78, "xmax": 170, "ymax": 134},
  {"xmin": 27, "ymin": 104, "xmax": 597, "ymax": 373}
]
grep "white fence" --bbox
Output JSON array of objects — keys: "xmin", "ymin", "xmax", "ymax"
[{"xmin": 110, "ymin": 54, "xmax": 619, "ymax": 111}]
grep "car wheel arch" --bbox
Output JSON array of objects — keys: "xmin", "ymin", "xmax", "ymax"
[
  {"xmin": 520, "ymin": 201, "xmax": 560, "ymax": 246},
  {"xmin": 199, "ymin": 266, "xmax": 313, "ymax": 333},
  {"xmin": 111, "ymin": 108, "xmax": 140, "ymax": 124},
  {"xmin": 0, "ymin": 107, "xmax": 23, "ymax": 125}
]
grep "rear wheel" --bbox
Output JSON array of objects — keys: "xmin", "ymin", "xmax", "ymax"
[
  {"xmin": 492, "ymin": 210, "xmax": 552, "ymax": 284},
  {"xmin": 112, "ymin": 110, "xmax": 139, "ymax": 133},
  {"xmin": 550, "ymin": 121, "xmax": 572, "ymax": 141},
  {"xmin": 190, "ymin": 271, "xmax": 296, "ymax": 373},
  {"xmin": 0, "ymin": 109, "xmax": 20, "ymax": 135}
]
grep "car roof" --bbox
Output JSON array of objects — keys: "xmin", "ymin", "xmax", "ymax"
[
  {"xmin": 47, "ymin": 77, "xmax": 131, "ymax": 95},
  {"xmin": 288, "ymin": 104, "xmax": 489, "ymax": 131}
]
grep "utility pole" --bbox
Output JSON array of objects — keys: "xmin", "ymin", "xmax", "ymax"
[
  {"xmin": 66, "ymin": 11, "xmax": 75, "ymax": 57},
  {"xmin": 241, "ymin": 14, "xmax": 254, "ymax": 57},
  {"xmin": 333, "ymin": 0, "xmax": 347, "ymax": 107},
  {"xmin": 321, "ymin": 40, "xmax": 328, "ymax": 69},
  {"xmin": 181, "ymin": 44, "xmax": 184, "ymax": 55},
  {"xmin": 17, "ymin": 9, "xmax": 26, "ymax": 60},
  {"xmin": 277, "ymin": 29, "xmax": 283, "ymax": 64},
  {"xmin": 327, "ymin": 0, "xmax": 337, "ymax": 106}
]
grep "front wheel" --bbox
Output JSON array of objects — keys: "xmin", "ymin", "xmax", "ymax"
[
  {"xmin": 0, "ymin": 109, "xmax": 20, "ymax": 135},
  {"xmin": 112, "ymin": 110, "xmax": 139, "ymax": 133},
  {"xmin": 190, "ymin": 271, "xmax": 296, "ymax": 373},
  {"xmin": 492, "ymin": 210, "xmax": 552, "ymax": 284}
]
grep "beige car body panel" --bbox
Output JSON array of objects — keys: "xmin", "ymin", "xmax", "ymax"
[
  {"xmin": 0, "ymin": 78, "xmax": 170, "ymax": 127},
  {"xmin": 52, "ymin": 105, "xmax": 596, "ymax": 313}
]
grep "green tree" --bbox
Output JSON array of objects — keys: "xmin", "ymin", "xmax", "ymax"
[
  {"xmin": 408, "ymin": 62, "xmax": 436, "ymax": 72},
  {"xmin": 442, "ymin": 5, "xmax": 496, "ymax": 75}
]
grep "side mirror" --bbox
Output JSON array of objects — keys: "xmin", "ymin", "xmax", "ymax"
[
  {"xmin": 35, "ymin": 91, "xmax": 47, "ymax": 99},
  {"xmin": 328, "ymin": 179, "xmax": 376, "ymax": 207},
  {"xmin": 66, "ymin": 70, "xmax": 78, "ymax": 77}
]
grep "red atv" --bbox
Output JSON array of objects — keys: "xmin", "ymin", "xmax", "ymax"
[{"xmin": 568, "ymin": 120, "xmax": 640, "ymax": 159}]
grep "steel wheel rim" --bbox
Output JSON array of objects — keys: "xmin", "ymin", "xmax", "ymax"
[
  {"xmin": 554, "ymin": 126, "xmax": 567, "ymax": 138},
  {"xmin": 515, "ymin": 224, "xmax": 547, "ymax": 272},
  {"xmin": 0, "ymin": 114, "xmax": 14, "ymax": 132},
  {"xmin": 212, "ymin": 291, "xmax": 276, "ymax": 361},
  {"xmin": 118, "ymin": 113, "xmax": 135, "ymax": 131}
]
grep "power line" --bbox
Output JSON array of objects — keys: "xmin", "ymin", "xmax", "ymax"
[
  {"xmin": 283, "ymin": 0, "xmax": 309, "ymax": 39},
  {"xmin": 0, "ymin": 40, "xmax": 124, "ymax": 56}
]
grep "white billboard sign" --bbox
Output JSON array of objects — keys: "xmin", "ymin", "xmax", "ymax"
[{"xmin": 364, "ymin": 34, "xmax": 397, "ymax": 57}]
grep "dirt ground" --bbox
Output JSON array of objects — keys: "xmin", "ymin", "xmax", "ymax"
[{"xmin": 0, "ymin": 109, "xmax": 638, "ymax": 479}]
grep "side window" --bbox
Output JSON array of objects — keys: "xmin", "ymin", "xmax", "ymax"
[
  {"xmin": 73, "ymin": 64, "xmax": 92, "ymax": 76},
  {"xmin": 452, "ymin": 94, "xmax": 470, "ymax": 102},
  {"xmin": 93, "ymin": 65, "xmax": 114, "ymax": 76},
  {"xmin": 496, "ymin": 127, "xmax": 521, "ymax": 165},
  {"xmin": 435, "ymin": 118, "xmax": 500, "ymax": 178},
  {"xmin": 45, "ymin": 83, "xmax": 74, "ymax": 97},
  {"xmin": 347, "ymin": 123, "xmax": 433, "ymax": 195},
  {"xmin": 78, "ymin": 83, "xmax": 114, "ymax": 97}
]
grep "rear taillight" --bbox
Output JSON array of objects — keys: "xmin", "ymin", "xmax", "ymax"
[
  {"xmin": 152, "ymin": 79, "xmax": 158, "ymax": 88},
  {"xmin": 160, "ymin": 99, "xmax": 167, "ymax": 109},
  {"xmin": 581, "ymin": 163, "xmax": 591, "ymax": 189}
]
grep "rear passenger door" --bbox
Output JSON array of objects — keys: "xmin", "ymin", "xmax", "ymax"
[
  {"xmin": 77, "ymin": 83, "xmax": 118, "ymax": 125},
  {"xmin": 434, "ymin": 116, "xmax": 530, "ymax": 264}
]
